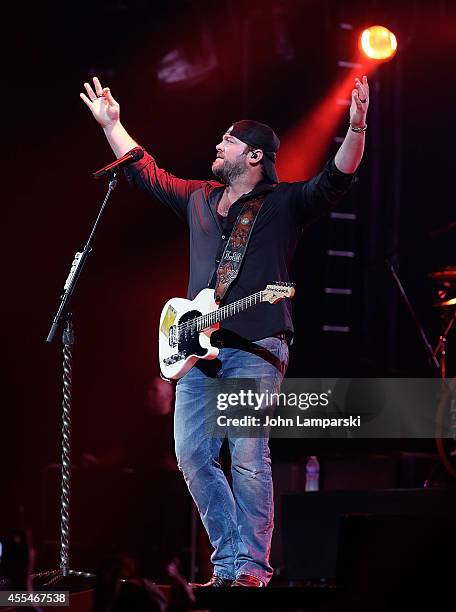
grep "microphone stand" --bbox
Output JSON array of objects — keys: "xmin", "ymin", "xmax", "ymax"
[{"xmin": 38, "ymin": 171, "xmax": 118, "ymax": 586}]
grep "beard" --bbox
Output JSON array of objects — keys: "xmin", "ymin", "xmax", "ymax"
[{"xmin": 211, "ymin": 157, "xmax": 246, "ymax": 184}]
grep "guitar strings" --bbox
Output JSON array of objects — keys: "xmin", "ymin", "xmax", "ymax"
[
  {"xmin": 176, "ymin": 283, "xmax": 293, "ymax": 336},
  {"xmin": 177, "ymin": 291, "xmax": 264, "ymax": 335}
]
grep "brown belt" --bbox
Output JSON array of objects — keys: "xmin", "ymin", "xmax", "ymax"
[{"xmin": 211, "ymin": 329, "xmax": 290, "ymax": 348}]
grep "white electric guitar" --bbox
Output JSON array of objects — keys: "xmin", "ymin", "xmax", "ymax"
[{"xmin": 159, "ymin": 283, "xmax": 295, "ymax": 380}]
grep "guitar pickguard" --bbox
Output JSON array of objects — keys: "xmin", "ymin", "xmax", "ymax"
[
  {"xmin": 160, "ymin": 304, "xmax": 177, "ymax": 338},
  {"xmin": 177, "ymin": 310, "xmax": 208, "ymax": 358}
]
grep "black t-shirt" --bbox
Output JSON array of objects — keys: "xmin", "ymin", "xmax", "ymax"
[{"xmin": 125, "ymin": 152, "xmax": 355, "ymax": 341}]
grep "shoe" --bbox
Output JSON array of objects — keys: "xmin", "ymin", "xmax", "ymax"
[
  {"xmin": 231, "ymin": 574, "xmax": 265, "ymax": 587},
  {"xmin": 189, "ymin": 574, "xmax": 233, "ymax": 588}
]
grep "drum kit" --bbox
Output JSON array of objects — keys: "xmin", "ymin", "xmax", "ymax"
[
  {"xmin": 428, "ymin": 266, "xmax": 456, "ymax": 378},
  {"xmin": 429, "ymin": 266, "xmax": 456, "ymax": 307},
  {"xmin": 428, "ymin": 266, "xmax": 456, "ymax": 479}
]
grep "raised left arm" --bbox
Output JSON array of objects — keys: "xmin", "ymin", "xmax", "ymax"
[{"xmin": 334, "ymin": 75, "xmax": 369, "ymax": 174}]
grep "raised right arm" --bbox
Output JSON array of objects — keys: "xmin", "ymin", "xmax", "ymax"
[
  {"xmin": 80, "ymin": 76, "xmax": 137, "ymax": 158},
  {"xmin": 80, "ymin": 76, "xmax": 213, "ymax": 222}
]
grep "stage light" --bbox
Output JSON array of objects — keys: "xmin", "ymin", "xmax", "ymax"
[{"xmin": 360, "ymin": 26, "xmax": 397, "ymax": 61}]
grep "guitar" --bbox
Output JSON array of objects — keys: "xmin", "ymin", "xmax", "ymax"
[{"xmin": 159, "ymin": 283, "xmax": 295, "ymax": 380}]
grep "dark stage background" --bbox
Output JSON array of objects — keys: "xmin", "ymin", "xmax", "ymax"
[{"xmin": 2, "ymin": 0, "xmax": 455, "ymax": 576}]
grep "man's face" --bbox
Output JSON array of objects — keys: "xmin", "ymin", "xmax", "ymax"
[{"xmin": 211, "ymin": 133, "xmax": 249, "ymax": 184}]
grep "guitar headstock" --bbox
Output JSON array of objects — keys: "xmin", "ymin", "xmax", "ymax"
[{"xmin": 262, "ymin": 282, "xmax": 296, "ymax": 304}]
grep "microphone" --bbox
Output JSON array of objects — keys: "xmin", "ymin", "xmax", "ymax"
[{"xmin": 92, "ymin": 147, "xmax": 144, "ymax": 178}]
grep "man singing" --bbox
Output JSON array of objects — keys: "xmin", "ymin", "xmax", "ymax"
[{"xmin": 81, "ymin": 74, "xmax": 369, "ymax": 587}]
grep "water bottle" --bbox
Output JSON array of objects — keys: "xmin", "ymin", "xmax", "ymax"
[{"xmin": 305, "ymin": 455, "xmax": 320, "ymax": 491}]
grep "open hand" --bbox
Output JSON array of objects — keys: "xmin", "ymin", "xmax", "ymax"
[
  {"xmin": 80, "ymin": 76, "xmax": 120, "ymax": 128},
  {"xmin": 350, "ymin": 75, "xmax": 369, "ymax": 128}
]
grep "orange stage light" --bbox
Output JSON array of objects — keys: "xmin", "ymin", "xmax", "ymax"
[
  {"xmin": 360, "ymin": 26, "xmax": 397, "ymax": 62},
  {"xmin": 278, "ymin": 25, "xmax": 397, "ymax": 183}
]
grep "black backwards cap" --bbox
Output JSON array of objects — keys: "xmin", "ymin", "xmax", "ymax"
[{"xmin": 227, "ymin": 120, "xmax": 280, "ymax": 183}]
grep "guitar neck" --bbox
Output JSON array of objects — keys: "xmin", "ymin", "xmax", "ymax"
[{"xmin": 196, "ymin": 291, "xmax": 264, "ymax": 331}]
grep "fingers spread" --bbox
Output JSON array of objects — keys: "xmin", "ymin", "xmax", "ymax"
[
  {"xmin": 354, "ymin": 78, "xmax": 368, "ymax": 103},
  {"xmin": 93, "ymin": 76, "xmax": 103, "ymax": 97},
  {"xmin": 80, "ymin": 91, "xmax": 93, "ymax": 107},
  {"xmin": 355, "ymin": 80, "xmax": 366, "ymax": 99},
  {"xmin": 84, "ymin": 81, "xmax": 97, "ymax": 101},
  {"xmin": 352, "ymin": 89, "xmax": 362, "ymax": 107}
]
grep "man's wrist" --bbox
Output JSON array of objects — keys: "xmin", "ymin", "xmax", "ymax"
[
  {"xmin": 349, "ymin": 122, "xmax": 367, "ymax": 133},
  {"xmin": 103, "ymin": 119, "xmax": 122, "ymax": 134}
]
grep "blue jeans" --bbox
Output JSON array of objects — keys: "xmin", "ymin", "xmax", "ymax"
[{"xmin": 174, "ymin": 337, "xmax": 289, "ymax": 584}]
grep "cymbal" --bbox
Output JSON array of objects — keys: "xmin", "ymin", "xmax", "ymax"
[
  {"xmin": 428, "ymin": 267, "xmax": 456, "ymax": 283},
  {"xmin": 434, "ymin": 297, "xmax": 456, "ymax": 308}
]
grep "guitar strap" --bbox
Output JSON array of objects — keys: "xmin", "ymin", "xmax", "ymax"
[{"xmin": 214, "ymin": 194, "xmax": 266, "ymax": 303}]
